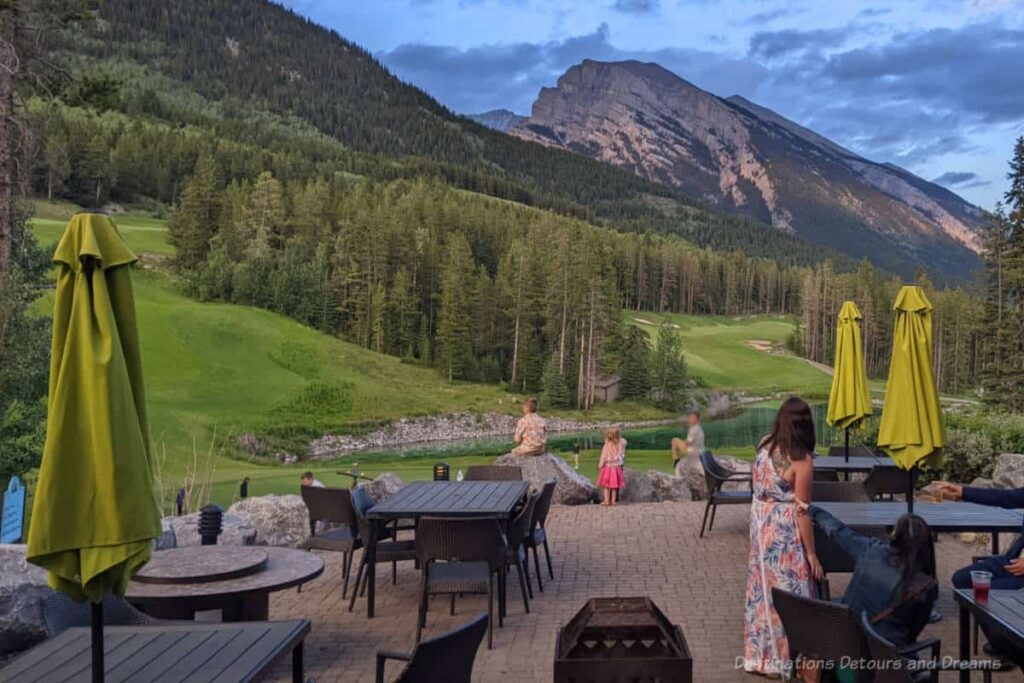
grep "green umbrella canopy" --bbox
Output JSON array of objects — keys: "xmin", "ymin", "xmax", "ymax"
[
  {"xmin": 27, "ymin": 213, "xmax": 161, "ymax": 603},
  {"xmin": 877, "ymin": 285, "xmax": 946, "ymax": 470},
  {"xmin": 827, "ymin": 301, "xmax": 873, "ymax": 431}
]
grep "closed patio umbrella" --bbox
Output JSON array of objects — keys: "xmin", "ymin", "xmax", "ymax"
[
  {"xmin": 826, "ymin": 301, "xmax": 873, "ymax": 461},
  {"xmin": 27, "ymin": 213, "xmax": 162, "ymax": 681},
  {"xmin": 876, "ymin": 285, "xmax": 945, "ymax": 513}
]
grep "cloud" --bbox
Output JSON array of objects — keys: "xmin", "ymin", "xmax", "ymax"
[
  {"xmin": 932, "ymin": 171, "xmax": 991, "ymax": 188},
  {"xmin": 612, "ymin": 0, "xmax": 659, "ymax": 13},
  {"xmin": 742, "ymin": 6, "xmax": 807, "ymax": 26},
  {"xmin": 748, "ymin": 27, "xmax": 848, "ymax": 60}
]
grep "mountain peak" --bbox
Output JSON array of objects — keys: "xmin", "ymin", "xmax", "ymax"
[{"xmin": 466, "ymin": 109, "xmax": 526, "ymax": 132}]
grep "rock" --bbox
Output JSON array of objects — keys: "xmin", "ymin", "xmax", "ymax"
[
  {"xmin": 992, "ymin": 454, "xmax": 1024, "ymax": 489},
  {"xmin": 620, "ymin": 469, "xmax": 692, "ymax": 503},
  {"xmin": 227, "ymin": 495, "xmax": 310, "ymax": 548},
  {"xmin": 493, "ymin": 452, "xmax": 597, "ymax": 505},
  {"xmin": 675, "ymin": 454, "xmax": 751, "ymax": 501},
  {"xmin": 969, "ymin": 477, "xmax": 996, "ymax": 489},
  {"xmin": 0, "ymin": 544, "xmax": 52, "ymax": 655},
  {"xmin": 358, "ymin": 473, "xmax": 405, "ymax": 504},
  {"xmin": 166, "ymin": 512, "xmax": 257, "ymax": 548}
]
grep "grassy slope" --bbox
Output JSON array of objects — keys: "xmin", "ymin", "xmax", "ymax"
[{"xmin": 628, "ymin": 310, "xmax": 832, "ymax": 397}]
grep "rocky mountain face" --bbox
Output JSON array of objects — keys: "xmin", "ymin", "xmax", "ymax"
[
  {"xmin": 467, "ymin": 109, "xmax": 527, "ymax": 132},
  {"xmin": 511, "ymin": 60, "xmax": 984, "ymax": 278}
]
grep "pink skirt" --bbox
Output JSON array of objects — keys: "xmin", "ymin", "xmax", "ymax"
[{"xmin": 597, "ymin": 466, "xmax": 625, "ymax": 489}]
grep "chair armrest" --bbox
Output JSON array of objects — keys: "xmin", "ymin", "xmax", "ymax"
[
  {"xmin": 972, "ymin": 554, "xmax": 996, "ymax": 563},
  {"xmin": 897, "ymin": 637, "xmax": 940, "ymax": 660},
  {"xmin": 726, "ymin": 472, "xmax": 752, "ymax": 481},
  {"xmin": 376, "ymin": 650, "xmax": 412, "ymax": 683}
]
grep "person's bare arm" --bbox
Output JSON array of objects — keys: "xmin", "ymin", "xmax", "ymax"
[{"xmin": 792, "ymin": 458, "xmax": 823, "ymax": 580}]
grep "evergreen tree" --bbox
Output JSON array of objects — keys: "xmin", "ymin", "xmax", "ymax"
[
  {"xmin": 168, "ymin": 154, "xmax": 221, "ymax": 270},
  {"xmin": 618, "ymin": 325, "xmax": 651, "ymax": 400},
  {"xmin": 436, "ymin": 233, "xmax": 474, "ymax": 381},
  {"xmin": 541, "ymin": 352, "xmax": 572, "ymax": 408},
  {"xmin": 650, "ymin": 324, "xmax": 690, "ymax": 411}
]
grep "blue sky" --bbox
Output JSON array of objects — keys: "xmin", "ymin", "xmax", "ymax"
[{"xmin": 282, "ymin": 0, "xmax": 1024, "ymax": 209}]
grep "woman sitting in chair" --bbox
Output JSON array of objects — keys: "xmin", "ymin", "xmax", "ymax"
[{"xmin": 796, "ymin": 499, "xmax": 938, "ymax": 648}]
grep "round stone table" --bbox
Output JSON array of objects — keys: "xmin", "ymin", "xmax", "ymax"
[{"xmin": 126, "ymin": 546, "xmax": 324, "ymax": 622}]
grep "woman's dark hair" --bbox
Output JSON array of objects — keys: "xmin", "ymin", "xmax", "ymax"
[
  {"xmin": 764, "ymin": 397, "xmax": 816, "ymax": 461},
  {"xmin": 890, "ymin": 514, "xmax": 936, "ymax": 597}
]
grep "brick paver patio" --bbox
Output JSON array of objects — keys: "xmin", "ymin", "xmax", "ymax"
[{"xmin": 268, "ymin": 501, "xmax": 1016, "ymax": 681}]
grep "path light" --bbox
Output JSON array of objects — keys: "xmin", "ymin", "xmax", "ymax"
[{"xmin": 433, "ymin": 462, "xmax": 450, "ymax": 481}]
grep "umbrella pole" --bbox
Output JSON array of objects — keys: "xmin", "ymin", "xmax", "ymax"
[
  {"xmin": 91, "ymin": 601, "xmax": 104, "ymax": 682},
  {"xmin": 907, "ymin": 466, "xmax": 918, "ymax": 514},
  {"xmin": 844, "ymin": 428, "xmax": 850, "ymax": 463}
]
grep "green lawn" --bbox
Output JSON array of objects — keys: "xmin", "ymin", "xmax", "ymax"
[
  {"xmin": 629, "ymin": 311, "xmax": 832, "ymax": 397},
  {"xmin": 31, "ymin": 200, "xmax": 173, "ymax": 255}
]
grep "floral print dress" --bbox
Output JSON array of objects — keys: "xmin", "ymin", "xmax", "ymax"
[{"xmin": 743, "ymin": 446, "xmax": 814, "ymax": 676}]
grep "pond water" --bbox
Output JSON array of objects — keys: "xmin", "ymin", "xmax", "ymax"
[{"xmin": 347, "ymin": 403, "xmax": 843, "ymax": 462}]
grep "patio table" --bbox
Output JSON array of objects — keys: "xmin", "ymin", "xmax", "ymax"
[
  {"xmin": 954, "ymin": 588, "xmax": 1024, "ymax": 682},
  {"xmin": 0, "ymin": 619, "xmax": 310, "ymax": 682},
  {"xmin": 812, "ymin": 455, "xmax": 894, "ymax": 474},
  {"xmin": 363, "ymin": 480, "xmax": 529, "ymax": 618},
  {"xmin": 816, "ymin": 501, "xmax": 1023, "ymax": 553}
]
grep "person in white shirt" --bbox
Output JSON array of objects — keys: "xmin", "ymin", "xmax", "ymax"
[
  {"xmin": 671, "ymin": 411, "xmax": 705, "ymax": 470},
  {"xmin": 301, "ymin": 471, "xmax": 325, "ymax": 488}
]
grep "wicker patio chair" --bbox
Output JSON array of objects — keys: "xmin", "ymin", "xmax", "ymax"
[
  {"xmin": 859, "ymin": 611, "xmax": 980, "ymax": 683},
  {"xmin": 698, "ymin": 451, "xmax": 753, "ymax": 538},
  {"xmin": 376, "ymin": 612, "xmax": 487, "ymax": 683},
  {"xmin": 813, "ymin": 469, "xmax": 841, "ymax": 483},
  {"xmin": 772, "ymin": 587, "xmax": 872, "ymax": 682},
  {"xmin": 298, "ymin": 485, "xmax": 361, "ymax": 598},
  {"xmin": 828, "ymin": 445, "xmax": 876, "ymax": 458},
  {"xmin": 415, "ymin": 517, "xmax": 506, "ymax": 649},
  {"xmin": 864, "ymin": 466, "xmax": 913, "ymax": 501},
  {"xmin": 348, "ymin": 486, "xmax": 418, "ymax": 612},
  {"xmin": 524, "ymin": 479, "xmax": 557, "ymax": 591},
  {"xmin": 42, "ymin": 593, "xmax": 168, "ymax": 637},
  {"xmin": 504, "ymin": 491, "xmax": 539, "ymax": 614},
  {"xmin": 463, "ymin": 465, "xmax": 523, "ymax": 481}
]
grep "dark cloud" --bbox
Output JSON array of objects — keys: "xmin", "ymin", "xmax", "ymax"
[
  {"xmin": 857, "ymin": 7, "xmax": 891, "ymax": 17},
  {"xmin": 612, "ymin": 0, "xmax": 659, "ymax": 13},
  {"xmin": 932, "ymin": 171, "xmax": 990, "ymax": 189},
  {"xmin": 748, "ymin": 27, "xmax": 848, "ymax": 59},
  {"xmin": 742, "ymin": 6, "xmax": 806, "ymax": 26}
]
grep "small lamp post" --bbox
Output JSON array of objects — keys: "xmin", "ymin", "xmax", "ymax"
[{"xmin": 434, "ymin": 462, "xmax": 450, "ymax": 481}]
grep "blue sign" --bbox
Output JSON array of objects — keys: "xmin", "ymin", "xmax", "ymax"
[{"xmin": 1, "ymin": 476, "xmax": 26, "ymax": 544}]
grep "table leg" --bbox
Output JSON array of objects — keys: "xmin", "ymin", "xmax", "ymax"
[
  {"xmin": 292, "ymin": 641, "xmax": 304, "ymax": 683},
  {"xmin": 367, "ymin": 519, "xmax": 378, "ymax": 619},
  {"xmin": 992, "ymin": 532, "xmax": 1000, "ymax": 554},
  {"xmin": 959, "ymin": 602, "xmax": 971, "ymax": 683},
  {"xmin": 225, "ymin": 593, "xmax": 269, "ymax": 622}
]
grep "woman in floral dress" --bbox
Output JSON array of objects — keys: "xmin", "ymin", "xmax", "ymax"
[{"xmin": 743, "ymin": 397, "xmax": 823, "ymax": 680}]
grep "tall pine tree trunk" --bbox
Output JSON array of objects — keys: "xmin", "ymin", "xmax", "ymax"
[{"xmin": 0, "ymin": 1, "xmax": 17, "ymax": 273}]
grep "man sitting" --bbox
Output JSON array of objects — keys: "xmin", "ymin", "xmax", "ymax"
[
  {"xmin": 512, "ymin": 398, "xmax": 547, "ymax": 456},
  {"xmin": 671, "ymin": 410, "xmax": 705, "ymax": 472}
]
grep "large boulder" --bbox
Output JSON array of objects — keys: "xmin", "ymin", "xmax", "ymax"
[
  {"xmin": 358, "ymin": 473, "xmax": 405, "ymax": 504},
  {"xmin": 620, "ymin": 469, "xmax": 693, "ymax": 503},
  {"xmin": 992, "ymin": 454, "xmax": 1024, "ymax": 489},
  {"xmin": 675, "ymin": 454, "xmax": 751, "ymax": 501},
  {"xmin": 0, "ymin": 544, "xmax": 51, "ymax": 655},
  {"xmin": 227, "ymin": 495, "xmax": 310, "ymax": 548},
  {"xmin": 166, "ymin": 511, "xmax": 257, "ymax": 548},
  {"xmin": 493, "ymin": 452, "xmax": 597, "ymax": 505}
]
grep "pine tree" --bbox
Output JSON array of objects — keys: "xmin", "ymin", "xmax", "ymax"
[
  {"xmin": 618, "ymin": 325, "xmax": 651, "ymax": 400},
  {"xmin": 436, "ymin": 233, "xmax": 474, "ymax": 381},
  {"xmin": 541, "ymin": 352, "xmax": 572, "ymax": 408},
  {"xmin": 168, "ymin": 154, "xmax": 221, "ymax": 270},
  {"xmin": 650, "ymin": 324, "xmax": 689, "ymax": 410}
]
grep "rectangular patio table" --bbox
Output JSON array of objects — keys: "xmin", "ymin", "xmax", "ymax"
[
  {"xmin": 954, "ymin": 588, "xmax": 1024, "ymax": 682},
  {"xmin": 0, "ymin": 619, "xmax": 310, "ymax": 682},
  {"xmin": 364, "ymin": 480, "xmax": 530, "ymax": 618},
  {"xmin": 812, "ymin": 455, "xmax": 895, "ymax": 474},
  {"xmin": 816, "ymin": 501, "xmax": 1023, "ymax": 553}
]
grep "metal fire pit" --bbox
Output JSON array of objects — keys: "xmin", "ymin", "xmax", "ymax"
[{"xmin": 554, "ymin": 597, "xmax": 693, "ymax": 683}]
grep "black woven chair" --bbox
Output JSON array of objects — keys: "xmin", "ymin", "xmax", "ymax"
[
  {"xmin": 504, "ymin": 491, "xmax": 538, "ymax": 614},
  {"xmin": 415, "ymin": 517, "xmax": 506, "ymax": 649},
  {"xmin": 828, "ymin": 445, "xmax": 876, "ymax": 458},
  {"xmin": 772, "ymin": 587, "xmax": 872, "ymax": 682},
  {"xmin": 299, "ymin": 485, "xmax": 361, "ymax": 598},
  {"xmin": 813, "ymin": 469, "xmax": 841, "ymax": 483},
  {"xmin": 524, "ymin": 479, "xmax": 556, "ymax": 591},
  {"xmin": 812, "ymin": 481, "xmax": 869, "ymax": 502},
  {"xmin": 698, "ymin": 451, "xmax": 753, "ymax": 538},
  {"xmin": 376, "ymin": 612, "xmax": 487, "ymax": 683},
  {"xmin": 864, "ymin": 466, "xmax": 913, "ymax": 501},
  {"xmin": 348, "ymin": 487, "xmax": 418, "ymax": 612},
  {"xmin": 859, "ymin": 611, "xmax": 979, "ymax": 683},
  {"xmin": 463, "ymin": 466, "xmax": 522, "ymax": 481},
  {"xmin": 42, "ymin": 593, "xmax": 168, "ymax": 637}
]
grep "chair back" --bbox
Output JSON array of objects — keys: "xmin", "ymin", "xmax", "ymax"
[
  {"xmin": 699, "ymin": 451, "xmax": 729, "ymax": 494},
  {"xmin": 859, "ymin": 611, "xmax": 917, "ymax": 683},
  {"xmin": 396, "ymin": 613, "xmax": 488, "ymax": 683},
  {"xmin": 811, "ymin": 481, "xmax": 868, "ymax": 502},
  {"xmin": 415, "ymin": 517, "xmax": 505, "ymax": 571},
  {"xmin": 300, "ymin": 485, "xmax": 358, "ymax": 536},
  {"xmin": 864, "ymin": 466, "xmax": 912, "ymax": 501},
  {"xmin": 351, "ymin": 486, "xmax": 375, "ymax": 542},
  {"xmin": 42, "ymin": 593, "xmax": 165, "ymax": 637},
  {"xmin": 828, "ymin": 445, "xmax": 876, "ymax": 458},
  {"xmin": 772, "ymin": 588, "xmax": 871, "ymax": 681},
  {"xmin": 531, "ymin": 479, "xmax": 556, "ymax": 531},
  {"xmin": 507, "ymin": 493, "xmax": 539, "ymax": 550},
  {"xmin": 464, "ymin": 466, "xmax": 522, "ymax": 481}
]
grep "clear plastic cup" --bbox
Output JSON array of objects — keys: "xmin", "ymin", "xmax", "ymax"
[{"xmin": 972, "ymin": 570, "xmax": 993, "ymax": 603}]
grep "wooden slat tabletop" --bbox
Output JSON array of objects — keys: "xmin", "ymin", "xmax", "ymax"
[
  {"xmin": 368, "ymin": 480, "xmax": 529, "ymax": 520},
  {"xmin": 816, "ymin": 501, "xmax": 1024, "ymax": 533},
  {"xmin": 0, "ymin": 620, "xmax": 309, "ymax": 683}
]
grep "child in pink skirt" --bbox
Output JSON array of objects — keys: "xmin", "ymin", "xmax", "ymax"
[{"xmin": 597, "ymin": 428, "xmax": 626, "ymax": 506}]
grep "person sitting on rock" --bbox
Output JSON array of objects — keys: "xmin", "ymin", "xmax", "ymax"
[
  {"xmin": 671, "ymin": 410, "xmax": 705, "ymax": 472},
  {"xmin": 301, "ymin": 471, "xmax": 325, "ymax": 488},
  {"xmin": 511, "ymin": 397, "xmax": 547, "ymax": 456}
]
